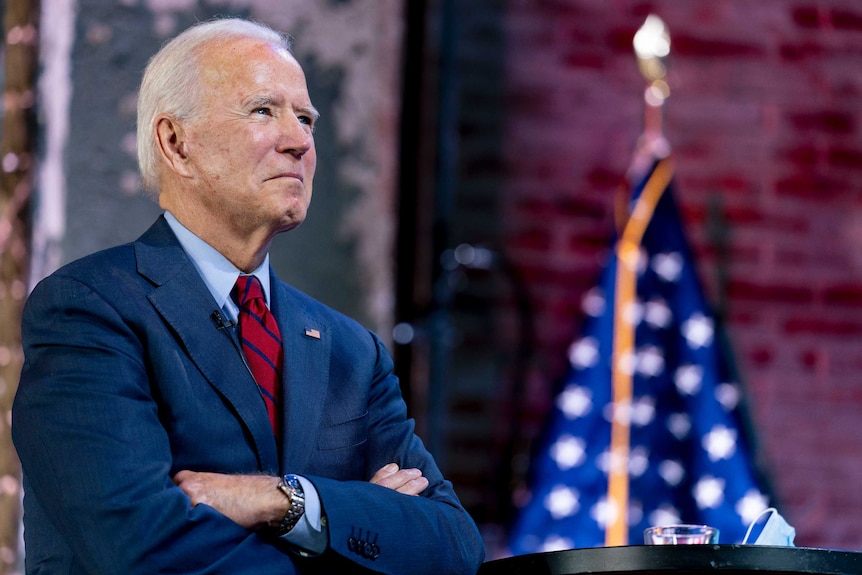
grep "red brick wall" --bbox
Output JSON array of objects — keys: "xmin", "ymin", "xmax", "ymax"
[{"xmin": 502, "ymin": 0, "xmax": 862, "ymax": 549}]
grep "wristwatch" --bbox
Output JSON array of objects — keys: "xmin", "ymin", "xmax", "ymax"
[{"xmin": 276, "ymin": 474, "xmax": 305, "ymax": 535}]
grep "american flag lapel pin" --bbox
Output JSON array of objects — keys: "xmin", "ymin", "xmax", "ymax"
[{"xmin": 304, "ymin": 327, "xmax": 321, "ymax": 340}]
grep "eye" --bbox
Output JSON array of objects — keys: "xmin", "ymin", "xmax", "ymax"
[
  {"xmin": 253, "ymin": 107, "xmax": 273, "ymax": 117},
  {"xmin": 298, "ymin": 114, "xmax": 316, "ymax": 133}
]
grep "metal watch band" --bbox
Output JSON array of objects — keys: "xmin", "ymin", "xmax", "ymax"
[{"xmin": 276, "ymin": 474, "xmax": 305, "ymax": 535}]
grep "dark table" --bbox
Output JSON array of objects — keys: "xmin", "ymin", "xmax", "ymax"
[{"xmin": 478, "ymin": 545, "xmax": 862, "ymax": 575}]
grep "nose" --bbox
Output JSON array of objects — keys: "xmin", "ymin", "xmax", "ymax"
[{"xmin": 277, "ymin": 116, "xmax": 313, "ymax": 158}]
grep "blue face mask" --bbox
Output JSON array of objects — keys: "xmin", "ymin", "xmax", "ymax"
[{"xmin": 743, "ymin": 507, "xmax": 796, "ymax": 546}]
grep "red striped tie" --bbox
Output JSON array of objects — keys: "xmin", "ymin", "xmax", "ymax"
[{"xmin": 233, "ymin": 275, "xmax": 283, "ymax": 439}]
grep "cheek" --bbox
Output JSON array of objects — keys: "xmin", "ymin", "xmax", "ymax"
[
  {"xmin": 305, "ymin": 149, "xmax": 317, "ymax": 179},
  {"xmin": 192, "ymin": 132, "xmax": 234, "ymax": 169},
  {"xmin": 305, "ymin": 159, "xmax": 316, "ymax": 199},
  {"xmin": 249, "ymin": 129, "xmax": 269, "ymax": 147}
]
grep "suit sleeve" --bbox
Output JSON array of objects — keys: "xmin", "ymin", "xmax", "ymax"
[
  {"xmin": 12, "ymin": 275, "xmax": 300, "ymax": 575},
  {"xmin": 302, "ymin": 334, "xmax": 485, "ymax": 575}
]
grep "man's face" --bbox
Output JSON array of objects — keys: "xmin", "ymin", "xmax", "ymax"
[{"xmin": 177, "ymin": 37, "xmax": 318, "ymax": 240}]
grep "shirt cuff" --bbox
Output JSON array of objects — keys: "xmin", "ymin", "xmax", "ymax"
[{"xmin": 280, "ymin": 475, "xmax": 327, "ymax": 554}]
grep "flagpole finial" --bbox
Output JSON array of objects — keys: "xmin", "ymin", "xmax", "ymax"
[{"xmin": 634, "ymin": 14, "xmax": 671, "ymax": 106}]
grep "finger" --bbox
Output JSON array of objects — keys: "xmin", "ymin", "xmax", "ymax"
[
  {"xmin": 396, "ymin": 476, "xmax": 429, "ymax": 496},
  {"xmin": 374, "ymin": 468, "xmax": 423, "ymax": 491},
  {"xmin": 369, "ymin": 463, "xmax": 400, "ymax": 485},
  {"xmin": 173, "ymin": 470, "xmax": 191, "ymax": 485},
  {"xmin": 173, "ymin": 471, "xmax": 203, "ymax": 504}
]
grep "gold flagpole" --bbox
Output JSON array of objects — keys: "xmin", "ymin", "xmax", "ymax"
[
  {"xmin": 0, "ymin": 0, "xmax": 39, "ymax": 571},
  {"xmin": 604, "ymin": 14, "xmax": 672, "ymax": 547}
]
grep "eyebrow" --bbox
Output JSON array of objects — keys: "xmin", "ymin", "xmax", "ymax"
[
  {"xmin": 298, "ymin": 104, "xmax": 321, "ymax": 122},
  {"xmin": 245, "ymin": 95, "xmax": 281, "ymax": 110},
  {"xmin": 245, "ymin": 95, "xmax": 320, "ymax": 121}
]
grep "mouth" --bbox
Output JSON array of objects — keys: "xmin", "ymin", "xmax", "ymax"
[{"xmin": 267, "ymin": 172, "xmax": 304, "ymax": 183}]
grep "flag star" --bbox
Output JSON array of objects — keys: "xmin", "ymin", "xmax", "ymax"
[
  {"xmin": 581, "ymin": 287, "xmax": 606, "ymax": 317},
  {"xmin": 550, "ymin": 434, "xmax": 587, "ymax": 470},
  {"xmin": 667, "ymin": 413, "xmax": 691, "ymax": 440},
  {"xmin": 694, "ymin": 476, "xmax": 725, "ymax": 509},
  {"xmin": 675, "ymin": 365, "xmax": 703, "ymax": 395},
  {"xmin": 603, "ymin": 401, "xmax": 632, "ymax": 426},
  {"xmin": 597, "ymin": 449, "xmax": 611, "ymax": 473},
  {"xmin": 716, "ymin": 382, "xmax": 741, "ymax": 411},
  {"xmin": 615, "ymin": 351, "xmax": 636, "ymax": 376},
  {"xmin": 652, "ymin": 252, "xmax": 684, "ymax": 282},
  {"xmin": 621, "ymin": 245, "xmax": 649, "ymax": 274},
  {"xmin": 682, "ymin": 313, "xmax": 714, "ymax": 349},
  {"xmin": 629, "ymin": 446, "xmax": 650, "ymax": 477},
  {"xmin": 703, "ymin": 424, "xmax": 737, "ymax": 461},
  {"xmin": 636, "ymin": 345, "xmax": 665, "ymax": 378},
  {"xmin": 644, "ymin": 298, "xmax": 672, "ymax": 329},
  {"xmin": 630, "ymin": 396, "xmax": 656, "ymax": 426},
  {"xmin": 557, "ymin": 385, "xmax": 593, "ymax": 419},
  {"xmin": 658, "ymin": 459, "xmax": 685, "ymax": 486},
  {"xmin": 623, "ymin": 300, "xmax": 644, "ymax": 326},
  {"xmin": 596, "ymin": 448, "xmax": 628, "ymax": 475},
  {"xmin": 590, "ymin": 496, "xmax": 619, "ymax": 529},
  {"xmin": 568, "ymin": 337, "xmax": 599, "ymax": 369},
  {"xmin": 540, "ymin": 535, "xmax": 574, "ymax": 552},
  {"xmin": 649, "ymin": 505, "xmax": 682, "ymax": 527},
  {"xmin": 545, "ymin": 485, "xmax": 580, "ymax": 519},
  {"xmin": 736, "ymin": 489, "xmax": 770, "ymax": 525}
]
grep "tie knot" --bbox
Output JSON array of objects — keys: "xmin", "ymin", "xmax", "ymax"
[{"xmin": 233, "ymin": 275, "xmax": 265, "ymax": 305}]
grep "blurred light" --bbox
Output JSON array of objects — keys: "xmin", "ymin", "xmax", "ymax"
[
  {"xmin": 645, "ymin": 81, "xmax": 670, "ymax": 106},
  {"xmin": 440, "ymin": 249, "xmax": 458, "ymax": 271},
  {"xmin": 441, "ymin": 244, "xmax": 496, "ymax": 271},
  {"xmin": 392, "ymin": 322, "xmax": 415, "ymax": 344},
  {"xmin": 633, "ymin": 15, "xmax": 670, "ymax": 61},
  {"xmin": 6, "ymin": 24, "xmax": 36, "ymax": 46},
  {"xmin": 0, "ymin": 475, "xmax": 18, "ymax": 496},
  {"xmin": 454, "ymin": 243, "xmax": 476, "ymax": 265},
  {"xmin": 454, "ymin": 243, "xmax": 495, "ymax": 269},
  {"xmin": 2, "ymin": 153, "xmax": 19, "ymax": 172}
]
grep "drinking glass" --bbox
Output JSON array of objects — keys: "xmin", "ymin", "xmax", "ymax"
[{"xmin": 644, "ymin": 524, "xmax": 719, "ymax": 545}]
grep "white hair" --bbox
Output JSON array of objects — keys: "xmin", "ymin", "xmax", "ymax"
[{"xmin": 136, "ymin": 18, "xmax": 293, "ymax": 194}]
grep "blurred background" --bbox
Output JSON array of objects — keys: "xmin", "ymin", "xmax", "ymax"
[{"xmin": 2, "ymin": 0, "xmax": 862, "ymax": 571}]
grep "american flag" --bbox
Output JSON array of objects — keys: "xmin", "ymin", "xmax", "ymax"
[{"xmin": 508, "ymin": 156, "xmax": 773, "ymax": 553}]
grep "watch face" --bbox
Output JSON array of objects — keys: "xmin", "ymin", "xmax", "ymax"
[
  {"xmin": 277, "ymin": 475, "xmax": 305, "ymax": 534},
  {"xmin": 286, "ymin": 474, "xmax": 303, "ymax": 493}
]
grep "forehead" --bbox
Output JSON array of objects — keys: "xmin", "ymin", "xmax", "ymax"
[{"xmin": 196, "ymin": 36, "xmax": 309, "ymax": 101}]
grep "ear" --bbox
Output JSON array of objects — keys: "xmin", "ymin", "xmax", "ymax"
[{"xmin": 155, "ymin": 115, "xmax": 194, "ymax": 178}]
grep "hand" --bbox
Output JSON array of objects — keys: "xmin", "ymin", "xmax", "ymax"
[
  {"xmin": 369, "ymin": 463, "xmax": 429, "ymax": 496},
  {"xmin": 173, "ymin": 470, "xmax": 288, "ymax": 530}
]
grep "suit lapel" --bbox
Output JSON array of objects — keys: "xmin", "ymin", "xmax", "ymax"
[
  {"xmin": 270, "ymin": 277, "xmax": 331, "ymax": 472},
  {"xmin": 135, "ymin": 217, "xmax": 279, "ymax": 473}
]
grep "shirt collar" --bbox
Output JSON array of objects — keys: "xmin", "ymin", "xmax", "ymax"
[{"xmin": 164, "ymin": 211, "xmax": 271, "ymax": 313}]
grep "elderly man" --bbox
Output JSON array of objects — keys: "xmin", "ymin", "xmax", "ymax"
[{"xmin": 13, "ymin": 17, "xmax": 484, "ymax": 575}]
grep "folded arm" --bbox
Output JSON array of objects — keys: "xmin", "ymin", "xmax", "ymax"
[{"xmin": 173, "ymin": 463, "xmax": 427, "ymax": 531}]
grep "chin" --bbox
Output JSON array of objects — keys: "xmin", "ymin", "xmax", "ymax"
[{"xmin": 276, "ymin": 211, "xmax": 307, "ymax": 233}]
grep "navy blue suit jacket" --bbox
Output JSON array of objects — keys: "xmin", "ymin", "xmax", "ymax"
[{"xmin": 12, "ymin": 217, "xmax": 484, "ymax": 574}]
